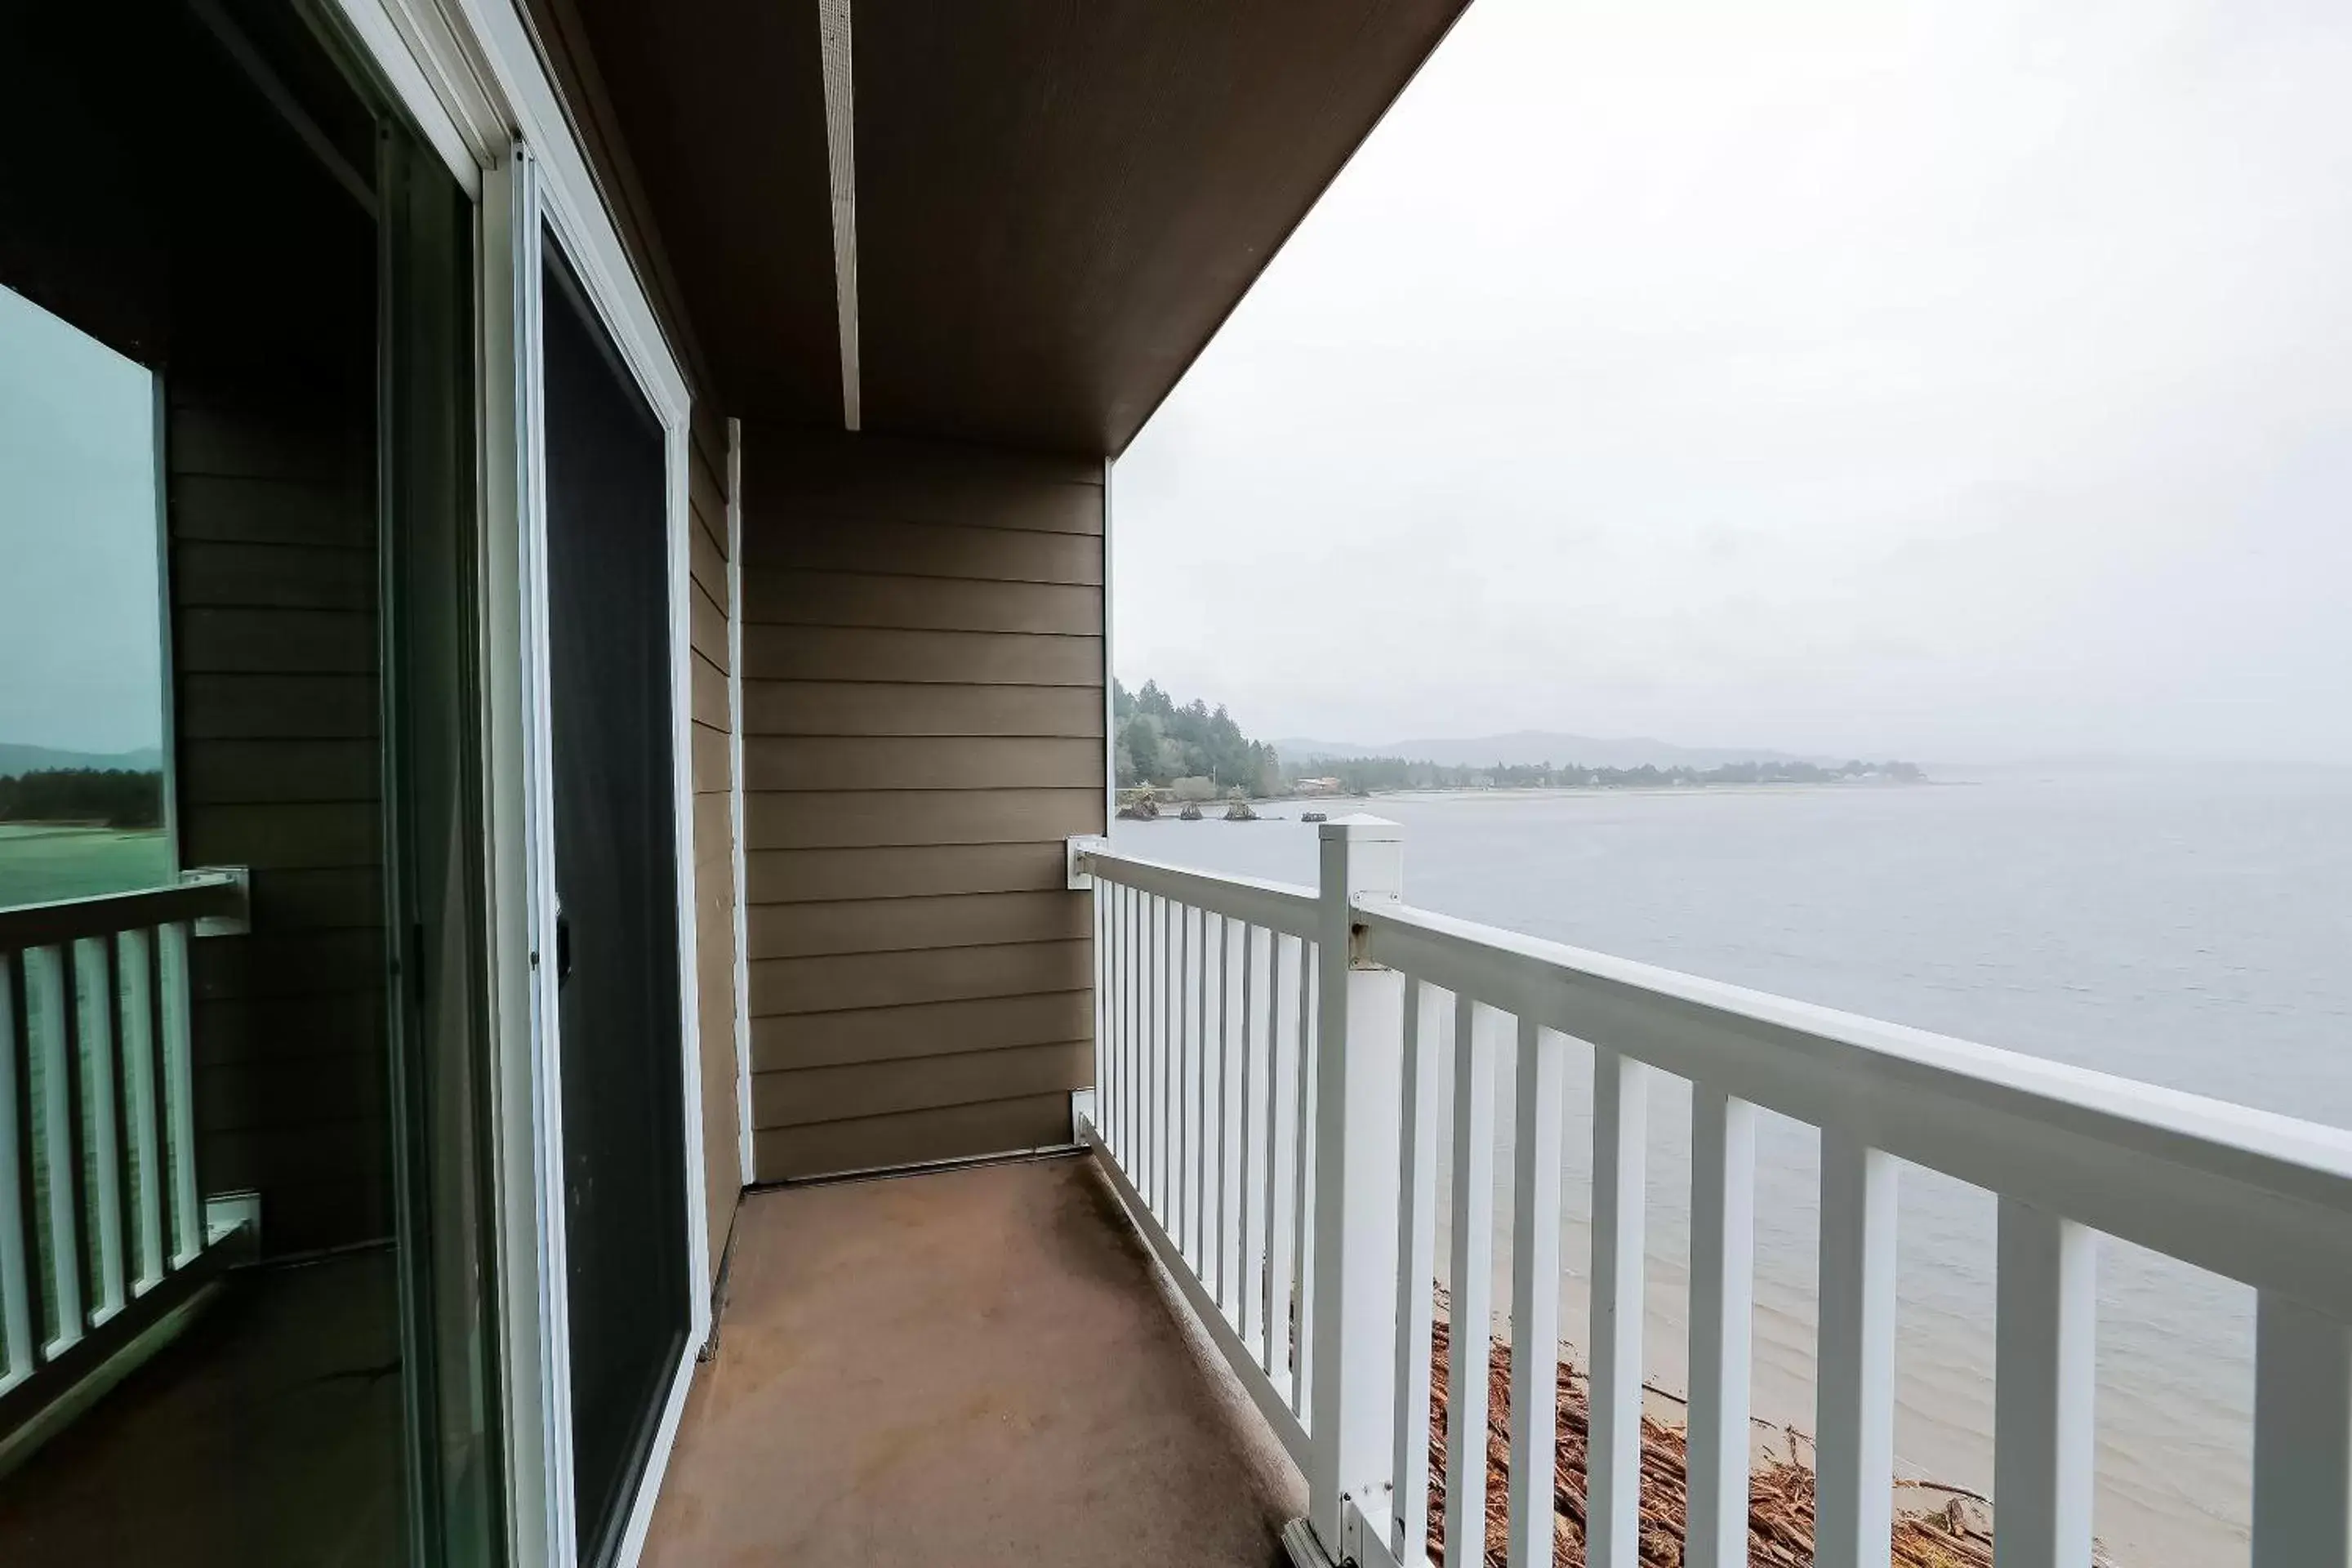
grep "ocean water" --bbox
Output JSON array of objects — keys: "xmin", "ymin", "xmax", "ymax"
[{"xmin": 1111, "ymin": 764, "xmax": 2352, "ymax": 1567}]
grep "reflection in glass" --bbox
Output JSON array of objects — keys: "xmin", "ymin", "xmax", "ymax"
[{"xmin": 0, "ymin": 285, "xmax": 169, "ymax": 908}]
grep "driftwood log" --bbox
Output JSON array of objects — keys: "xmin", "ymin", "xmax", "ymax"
[{"xmin": 1423, "ymin": 1320, "xmax": 2008, "ymax": 1568}]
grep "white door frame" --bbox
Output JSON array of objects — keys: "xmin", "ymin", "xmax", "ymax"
[{"xmin": 327, "ymin": 2, "xmax": 711, "ymax": 1563}]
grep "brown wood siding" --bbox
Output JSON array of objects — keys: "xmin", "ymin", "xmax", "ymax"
[
  {"xmin": 741, "ymin": 427, "xmax": 1104, "ymax": 1181},
  {"xmin": 171, "ymin": 395, "xmax": 390, "ymax": 1257},
  {"xmin": 688, "ymin": 425, "xmax": 741, "ymax": 1283}
]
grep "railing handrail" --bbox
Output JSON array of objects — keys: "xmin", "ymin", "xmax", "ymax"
[
  {"xmin": 0, "ymin": 870, "xmax": 246, "ymax": 952},
  {"xmin": 1356, "ymin": 898, "xmax": 2352, "ymax": 1314},
  {"xmin": 1080, "ymin": 846, "xmax": 1319, "ymax": 939}
]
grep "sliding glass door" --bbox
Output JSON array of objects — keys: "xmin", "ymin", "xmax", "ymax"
[{"xmin": 537, "ymin": 240, "xmax": 689, "ymax": 1568}]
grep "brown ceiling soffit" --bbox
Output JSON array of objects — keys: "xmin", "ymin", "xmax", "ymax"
[{"xmin": 556, "ymin": 0, "xmax": 1469, "ymax": 457}]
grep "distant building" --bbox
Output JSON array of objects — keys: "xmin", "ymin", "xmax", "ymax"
[{"xmin": 1294, "ymin": 776, "xmax": 1343, "ymax": 795}]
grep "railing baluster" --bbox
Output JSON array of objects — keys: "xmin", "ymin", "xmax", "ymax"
[
  {"xmin": 74, "ymin": 936, "xmax": 127, "ymax": 1322},
  {"xmin": 1, "ymin": 953, "xmax": 32, "ymax": 1390},
  {"xmin": 118, "ymin": 928, "xmax": 164, "ymax": 1294},
  {"xmin": 1290, "ymin": 941, "xmax": 1316, "ymax": 1415},
  {"xmin": 1107, "ymin": 884, "xmax": 1123, "ymax": 1159},
  {"xmin": 1114, "ymin": 884, "xmax": 1129, "ymax": 1158},
  {"xmin": 1129, "ymin": 889, "xmax": 1147, "ymax": 1170},
  {"xmin": 1508, "ymin": 1018, "xmax": 1567, "ymax": 1568},
  {"xmin": 26, "ymin": 944, "xmax": 83, "ymax": 1349},
  {"xmin": 1174, "ymin": 902, "xmax": 1192, "ymax": 1250},
  {"xmin": 1685, "ymin": 1083, "xmax": 1757, "ymax": 1568},
  {"xmin": 1445, "ymin": 995, "xmax": 1498, "ymax": 1568},
  {"xmin": 1265, "ymin": 932, "xmax": 1296, "ymax": 1385},
  {"xmin": 1092, "ymin": 878, "xmax": 1108, "ymax": 1148},
  {"xmin": 1193, "ymin": 904, "xmax": 1209, "ymax": 1270},
  {"xmin": 1392, "ymin": 979, "xmax": 1445, "ymax": 1560},
  {"xmin": 1164, "ymin": 896, "xmax": 1178, "ymax": 1226},
  {"xmin": 1816, "ymin": 1129, "xmax": 1898, "ymax": 1568},
  {"xmin": 1993, "ymin": 1198, "xmax": 2096, "ymax": 1568},
  {"xmin": 1588, "ymin": 1045, "xmax": 1649, "ymax": 1568},
  {"xmin": 158, "ymin": 922, "xmax": 198, "ymax": 1265},
  {"xmin": 1214, "ymin": 914, "xmax": 1237, "ymax": 1313},
  {"xmin": 1155, "ymin": 893, "xmax": 1171, "ymax": 1221},
  {"xmin": 2252, "ymin": 1293, "xmax": 2352, "ymax": 1568},
  {"xmin": 1238, "ymin": 922, "xmax": 1263, "ymax": 1348}
]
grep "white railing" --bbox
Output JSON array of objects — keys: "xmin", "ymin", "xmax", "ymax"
[
  {"xmin": 1068, "ymin": 820, "xmax": 2352, "ymax": 1568},
  {"xmin": 0, "ymin": 871, "xmax": 246, "ymax": 1415}
]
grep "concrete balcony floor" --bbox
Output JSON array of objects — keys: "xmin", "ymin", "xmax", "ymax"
[{"xmin": 645, "ymin": 1152, "xmax": 1300, "ymax": 1567}]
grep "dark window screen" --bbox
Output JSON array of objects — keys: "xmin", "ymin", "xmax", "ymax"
[{"xmin": 540, "ymin": 238, "xmax": 685, "ymax": 1566}]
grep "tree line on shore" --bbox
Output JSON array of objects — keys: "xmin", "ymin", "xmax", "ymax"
[
  {"xmin": 0, "ymin": 768, "xmax": 164, "ymax": 828},
  {"xmin": 1310, "ymin": 755, "xmax": 1924, "ymax": 794},
  {"xmin": 1116, "ymin": 678, "xmax": 1926, "ymax": 798},
  {"xmin": 1113, "ymin": 679, "xmax": 1283, "ymax": 795}
]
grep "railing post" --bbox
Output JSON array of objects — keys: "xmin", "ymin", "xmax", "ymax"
[{"xmin": 1303, "ymin": 815, "xmax": 1406, "ymax": 1558}]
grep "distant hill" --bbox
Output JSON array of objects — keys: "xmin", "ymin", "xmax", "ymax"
[
  {"xmin": 1273, "ymin": 729, "xmax": 1812, "ymax": 771},
  {"xmin": 0, "ymin": 742, "xmax": 165, "ymax": 779}
]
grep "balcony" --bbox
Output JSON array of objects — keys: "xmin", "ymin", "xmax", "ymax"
[{"xmin": 652, "ymin": 816, "xmax": 2352, "ymax": 1568}]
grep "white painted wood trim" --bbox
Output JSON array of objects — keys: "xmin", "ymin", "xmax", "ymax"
[
  {"xmin": 817, "ymin": 0, "xmax": 860, "ymax": 429},
  {"xmin": 1993, "ymin": 1199, "xmax": 2097, "ymax": 1568},
  {"xmin": 323, "ymin": 0, "xmax": 507, "ymax": 195},
  {"xmin": 2251, "ymin": 1294, "xmax": 2352, "ymax": 1568},
  {"xmin": 1441, "ymin": 995, "xmax": 1495, "ymax": 1568},
  {"xmin": 1684, "ymin": 1084, "xmax": 1756, "ymax": 1568},
  {"xmin": 1506, "ymin": 1018, "xmax": 1566, "ymax": 1568},
  {"xmin": 479, "ymin": 145, "xmax": 571, "ymax": 1568},
  {"xmin": 727, "ymin": 417, "xmax": 754, "ymax": 1189},
  {"xmin": 1587, "ymin": 1045, "xmax": 1648, "ymax": 1568},
  {"xmin": 1814, "ymin": 1131, "xmax": 1898, "ymax": 1568},
  {"xmin": 1388, "ymin": 978, "xmax": 1442, "ymax": 1561}
]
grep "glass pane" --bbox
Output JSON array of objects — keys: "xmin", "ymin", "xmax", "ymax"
[{"xmin": 0, "ymin": 286, "xmax": 170, "ymax": 908}]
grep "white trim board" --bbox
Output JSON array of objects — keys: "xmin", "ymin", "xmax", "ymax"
[{"xmin": 727, "ymin": 417, "xmax": 755, "ymax": 1189}]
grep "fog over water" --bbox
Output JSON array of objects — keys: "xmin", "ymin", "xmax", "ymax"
[{"xmin": 1112, "ymin": 0, "xmax": 2352, "ymax": 768}]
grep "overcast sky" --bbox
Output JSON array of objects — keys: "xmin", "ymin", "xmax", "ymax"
[
  {"xmin": 1112, "ymin": 0, "xmax": 2352, "ymax": 764},
  {"xmin": 0, "ymin": 284, "xmax": 164, "ymax": 757}
]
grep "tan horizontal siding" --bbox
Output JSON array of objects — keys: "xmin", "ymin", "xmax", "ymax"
[
  {"xmin": 193, "ymin": 989, "xmax": 385, "ymax": 1066},
  {"xmin": 690, "ymin": 579, "xmax": 729, "ymax": 671},
  {"xmin": 180, "ymin": 739, "xmax": 380, "ymax": 804},
  {"xmin": 750, "ymin": 938, "xmax": 1089, "ymax": 1018},
  {"xmin": 690, "ymin": 441, "xmax": 727, "ymax": 547},
  {"xmin": 241, "ymin": 866, "xmax": 383, "ymax": 930},
  {"xmin": 751, "ymin": 1091, "xmax": 1075, "ymax": 1183},
  {"xmin": 745, "ymin": 787, "xmax": 1098, "ymax": 850},
  {"xmin": 174, "ymin": 540, "xmax": 374, "ymax": 609},
  {"xmin": 741, "ymin": 572, "xmax": 1099, "ymax": 636},
  {"xmin": 171, "ymin": 473, "xmax": 369, "ymax": 547},
  {"xmin": 747, "ymin": 889, "xmax": 1090, "ymax": 959},
  {"xmin": 180, "ymin": 674, "xmax": 380, "ymax": 740},
  {"xmin": 692, "ymin": 723, "xmax": 731, "ymax": 789},
  {"xmin": 170, "ymin": 389, "xmax": 390, "ymax": 1257},
  {"xmin": 177, "ymin": 605, "xmax": 378, "ymax": 674},
  {"xmin": 748, "ymin": 517, "xmax": 1102, "ymax": 586},
  {"xmin": 180, "ymin": 801, "xmax": 380, "ymax": 871},
  {"xmin": 746, "ymin": 842, "xmax": 1069, "ymax": 904},
  {"xmin": 750, "ymin": 991, "xmax": 1092, "ymax": 1074},
  {"xmin": 692, "ymin": 652, "xmax": 729, "ymax": 728},
  {"xmin": 689, "ymin": 516, "xmax": 729, "ymax": 610},
  {"xmin": 744, "ymin": 625, "xmax": 1101, "ymax": 687},
  {"xmin": 742, "ymin": 679, "xmax": 1102, "ymax": 738},
  {"xmin": 168, "ymin": 405, "xmax": 366, "ymax": 483},
  {"xmin": 751, "ymin": 1040, "xmax": 1089, "ymax": 1130},
  {"xmin": 742, "ymin": 735, "xmax": 1100, "ymax": 792},
  {"xmin": 740, "ymin": 426, "xmax": 1102, "ymax": 1180}
]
